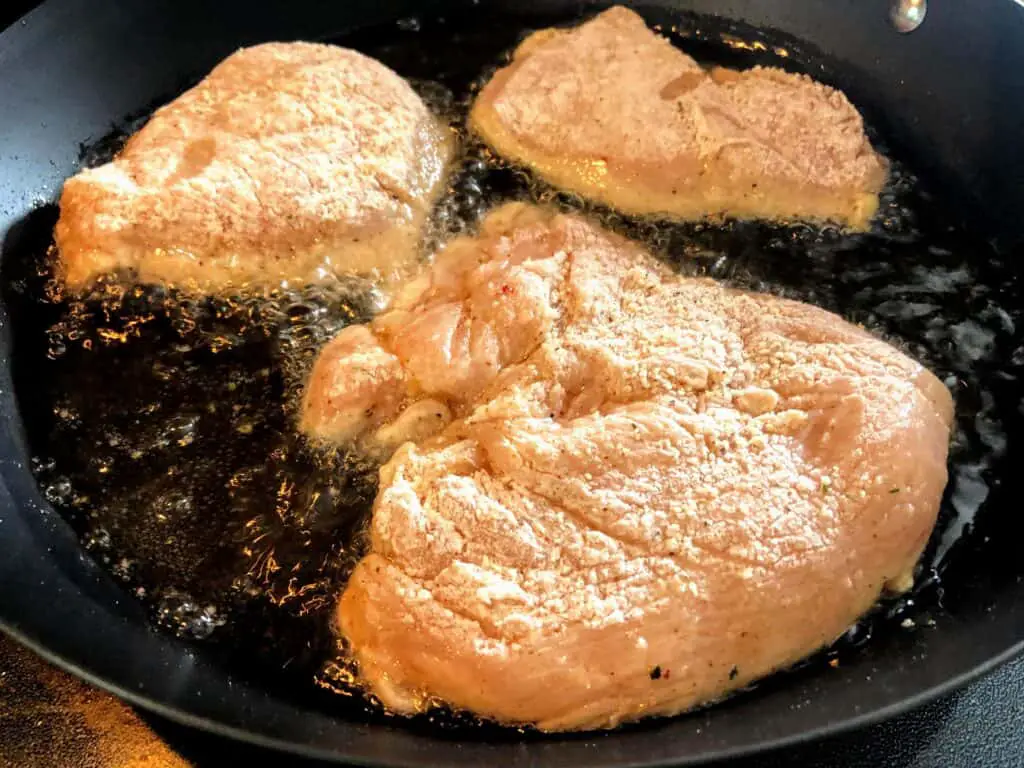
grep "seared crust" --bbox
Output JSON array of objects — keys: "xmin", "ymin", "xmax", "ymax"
[
  {"xmin": 470, "ymin": 7, "xmax": 886, "ymax": 229},
  {"xmin": 56, "ymin": 42, "xmax": 452, "ymax": 292}
]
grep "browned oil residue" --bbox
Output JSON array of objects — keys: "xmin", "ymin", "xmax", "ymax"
[{"xmin": 0, "ymin": 635, "xmax": 190, "ymax": 768}]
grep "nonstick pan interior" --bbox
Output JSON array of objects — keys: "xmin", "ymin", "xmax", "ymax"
[{"xmin": 1, "ymin": 1, "xmax": 1023, "ymax": 765}]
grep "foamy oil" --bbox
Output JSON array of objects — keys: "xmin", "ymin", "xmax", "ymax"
[{"xmin": 5, "ymin": 7, "xmax": 1022, "ymax": 732}]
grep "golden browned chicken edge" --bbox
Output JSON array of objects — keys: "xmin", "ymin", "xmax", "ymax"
[
  {"xmin": 470, "ymin": 7, "xmax": 887, "ymax": 231},
  {"xmin": 54, "ymin": 41, "xmax": 455, "ymax": 295},
  {"xmin": 471, "ymin": 104, "xmax": 883, "ymax": 231},
  {"xmin": 54, "ymin": 203, "xmax": 446, "ymax": 295}
]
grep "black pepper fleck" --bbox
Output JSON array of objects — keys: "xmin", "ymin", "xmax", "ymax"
[
  {"xmin": 729, "ymin": 666, "xmax": 739, "ymax": 680},
  {"xmin": 649, "ymin": 665, "xmax": 662, "ymax": 680}
]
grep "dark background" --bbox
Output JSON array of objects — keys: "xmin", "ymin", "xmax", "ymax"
[{"xmin": 1, "ymin": 1, "xmax": 1023, "ymax": 766}]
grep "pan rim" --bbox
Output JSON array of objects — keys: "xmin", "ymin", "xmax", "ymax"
[{"xmin": 2, "ymin": 618, "xmax": 1023, "ymax": 766}]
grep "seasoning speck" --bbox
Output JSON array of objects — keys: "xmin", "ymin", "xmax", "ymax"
[
  {"xmin": 728, "ymin": 666, "xmax": 738, "ymax": 680},
  {"xmin": 889, "ymin": 487, "xmax": 901, "ymax": 494},
  {"xmin": 649, "ymin": 665, "xmax": 662, "ymax": 680}
]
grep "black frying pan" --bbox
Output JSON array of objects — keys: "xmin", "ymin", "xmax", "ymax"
[{"xmin": 1, "ymin": 1, "xmax": 1024, "ymax": 765}]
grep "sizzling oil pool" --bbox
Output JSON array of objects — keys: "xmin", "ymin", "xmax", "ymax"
[{"xmin": 5, "ymin": 9, "xmax": 1023, "ymax": 732}]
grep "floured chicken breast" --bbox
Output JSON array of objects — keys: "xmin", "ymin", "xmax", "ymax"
[
  {"xmin": 56, "ymin": 42, "xmax": 452, "ymax": 292},
  {"xmin": 470, "ymin": 7, "xmax": 886, "ymax": 229},
  {"xmin": 302, "ymin": 203, "xmax": 952, "ymax": 731}
]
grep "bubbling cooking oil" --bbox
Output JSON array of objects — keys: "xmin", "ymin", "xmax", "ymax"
[{"xmin": 11, "ymin": 9, "xmax": 1023, "ymax": 730}]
